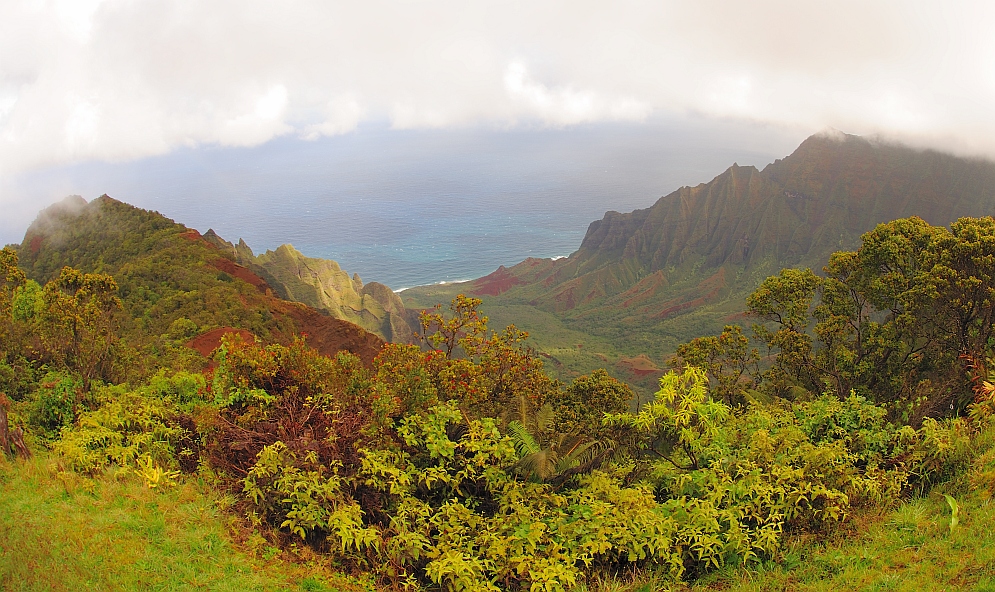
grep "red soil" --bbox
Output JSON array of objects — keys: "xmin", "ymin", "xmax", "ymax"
[
  {"xmin": 267, "ymin": 299, "xmax": 385, "ymax": 366},
  {"xmin": 472, "ymin": 266, "xmax": 524, "ymax": 296},
  {"xmin": 185, "ymin": 289, "xmax": 384, "ymax": 367},
  {"xmin": 186, "ymin": 327, "xmax": 255, "ymax": 357},
  {"xmin": 616, "ymin": 354, "xmax": 661, "ymax": 377},
  {"xmin": 210, "ymin": 258, "xmax": 270, "ymax": 294},
  {"xmin": 621, "ymin": 271, "xmax": 668, "ymax": 308},
  {"xmin": 185, "ymin": 305, "xmax": 384, "ymax": 367},
  {"xmin": 651, "ymin": 268, "xmax": 727, "ymax": 320}
]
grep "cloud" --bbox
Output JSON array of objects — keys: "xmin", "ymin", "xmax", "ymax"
[
  {"xmin": 1, "ymin": 0, "xmax": 994, "ymax": 175},
  {"xmin": 504, "ymin": 61, "xmax": 651, "ymax": 125}
]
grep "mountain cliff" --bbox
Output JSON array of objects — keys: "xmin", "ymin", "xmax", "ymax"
[
  {"xmin": 402, "ymin": 131, "xmax": 995, "ymax": 385},
  {"xmin": 201, "ymin": 233, "xmax": 413, "ymax": 343}
]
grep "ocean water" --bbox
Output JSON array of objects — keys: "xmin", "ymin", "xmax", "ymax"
[{"xmin": 5, "ymin": 119, "xmax": 804, "ymax": 289}]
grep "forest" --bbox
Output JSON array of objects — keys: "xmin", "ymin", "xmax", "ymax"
[{"xmin": 2, "ymin": 212, "xmax": 995, "ymax": 590}]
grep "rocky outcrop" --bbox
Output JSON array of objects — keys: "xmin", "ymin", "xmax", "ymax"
[{"xmin": 201, "ymin": 233, "xmax": 414, "ymax": 343}]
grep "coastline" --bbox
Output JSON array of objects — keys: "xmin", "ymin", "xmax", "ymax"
[
  {"xmin": 391, "ymin": 253, "xmax": 571, "ymax": 294},
  {"xmin": 393, "ymin": 278, "xmax": 475, "ymax": 294}
]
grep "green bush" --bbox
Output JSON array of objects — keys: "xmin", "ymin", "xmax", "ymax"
[
  {"xmin": 243, "ymin": 442, "xmax": 378, "ymax": 552},
  {"xmin": 54, "ymin": 382, "xmax": 188, "ymax": 474},
  {"xmin": 27, "ymin": 372, "xmax": 81, "ymax": 437}
]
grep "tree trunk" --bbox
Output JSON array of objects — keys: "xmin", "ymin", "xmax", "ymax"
[
  {"xmin": 0, "ymin": 403, "xmax": 9, "ymax": 457},
  {"xmin": 10, "ymin": 426, "xmax": 30, "ymax": 459}
]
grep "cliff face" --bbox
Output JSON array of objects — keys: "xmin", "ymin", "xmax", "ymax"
[
  {"xmin": 568, "ymin": 133, "xmax": 995, "ymax": 285},
  {"xmin": 402, "ymin": 132, "xmax": 995, "ymax": 379},
  {"xmin": 202, "ymin": 233, "xmax": 413, "ymax": 343}
]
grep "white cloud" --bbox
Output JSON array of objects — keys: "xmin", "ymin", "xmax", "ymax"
[
  {"xmin": 503, "ymin": 61, "xmax": 650, "ymax": 125},
  {"xmin": 300, "ymin": 96, "xmax": 365, "ymax": 140},
  {"xmin": 1, "ymin": 0, "xmax": 994, "ymax": 175},
  {"xmin": 217, "ymin": 84, "xmax": 291, "ymax": 146}
]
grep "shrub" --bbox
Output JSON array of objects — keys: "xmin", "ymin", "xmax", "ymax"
[
  {"xmin": 54, "ymin": 382, "xmax": 189, "ymax": 474},
  {"xmin": 27, "ymin": 372, "xmax": 81, "ymax": 437}
]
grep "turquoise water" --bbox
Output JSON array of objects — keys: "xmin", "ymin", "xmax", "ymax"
[{"xmin": 5, "ymin": 120, "xmax": 803, "ymax": 289}]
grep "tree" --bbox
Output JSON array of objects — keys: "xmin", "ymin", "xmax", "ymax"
[
  {"xmin": 742, "ymin": 216, "xmax": 995, "ymax": 419},
  {"xmin": 417, "ymin": 294, "xmax": 559, "ymax": 423},
  {"xmin": 0, "ymin": 247, "xmax": 26, "ymax": 350},
  {"xmin": 39, "ymin": 266, "xmax": 122, "ymax": 388},
  {"xmin": 747, "ymin": 267, "xmax": 822, "ymax": 398},
  {"xmin": 673, "ymin": 325, "xmax": 759, "ymax": 406}
]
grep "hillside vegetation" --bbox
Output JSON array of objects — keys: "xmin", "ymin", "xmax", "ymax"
[
  {"xmin": 2, "ymin": 186, "xmax": 995, "ymax": 589},
  {"xmin": 403, "ymin": 132, "xmax": 995, "ymax": 394}
]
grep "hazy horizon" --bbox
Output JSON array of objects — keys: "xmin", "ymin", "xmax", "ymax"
[
  {"xmin": 4, "ymin": 0, "xmax": 991, "ymax": 286},
  {"xmin": 2, "ymin": 117, "xmax": 806, "ymax": 288}
]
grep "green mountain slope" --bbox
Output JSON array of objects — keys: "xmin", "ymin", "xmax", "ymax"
[
  {"xmin": 16, "ymin": 195, "xmax": 383, "ymax": 375},
  {"xmin": 402, "ymin": 132, "xmax": 995, "ymax": 387}
]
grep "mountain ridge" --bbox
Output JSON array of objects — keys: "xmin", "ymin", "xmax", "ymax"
[
  {"xmin": 401, "ymin": 131, "xmax": 995, "ymax": 387},
  {"xmin": 16, "ymin": 195, "xmax": 384, "ymax": 367}
]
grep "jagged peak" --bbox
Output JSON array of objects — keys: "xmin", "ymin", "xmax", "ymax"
[
  {"xmin": 236, "ymin": 238, "xmax": 254, "ymax": 258},
  {"xmin": 273, "ymin": 243, "xmax": 304, "ymax": 257}
]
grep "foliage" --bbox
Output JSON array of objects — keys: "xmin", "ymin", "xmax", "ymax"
[
  {"xmin": 34, "ymin": 267, "xmax": 122, "ymax": 387},
  {"xmin": 134, "ymin": 454, "xmax": 181, "ymax": 489},
  {"xmin": 673, "ymin": 325, "xmax": 759, "ymax": 406},
  {"xmin": 507, "ymin": 403, "xmax": 599, "ymax": 484},
  {"xmin": 54, "ymin": 378, "xmax": 193, "ymax": 474},
  {"xmin": 243, "ymin": 442, "xmax": 378, "ymax": 551},
  {"xmin": 16, "ymin": 199, "xmax": 995, "ymax": 591},
  {"xmin": 746, "ymin": 217, "xmax": 995, "ymax": 420},
  {"xmin": 206, "ymin": 333, "xmax": 373, "ymax": 477},
  {"xmin": 417, "ymin": 294, "xmax": 560, "ymax": 424},
  {"xmin": 358, "ymin": 401, "xmax": 683, "ymax": 590},
  {"xmin": 557, "ymin": 369, "xmax": 634, "ymax": 437},
  {"xmin": 26, "ymin": 372, "xmax": 83, "ymax": 437},
  {"xmin": 0, "ymin": 246, "xmax": 26, "ymax": 352}
]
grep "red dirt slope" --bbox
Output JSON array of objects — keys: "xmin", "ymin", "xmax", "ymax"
[
  {"xmin": 471, "ymin": 266, "xmax": 524, "ymax": 296},
  {"xmin": 186, "ymin": 327, "xmax": 255, "ymax": 357},
  {"xmin": 210, "ymin": 258, "xmax": 271, "ymax": 294}
]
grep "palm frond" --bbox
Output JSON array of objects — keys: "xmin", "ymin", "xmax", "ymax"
[{"xmin": 507, "ymin": 420, "xmax": 540, "ymax": 457}]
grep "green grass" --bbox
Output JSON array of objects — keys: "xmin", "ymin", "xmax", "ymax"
[
  {"xmin": 681, "ymin": 488, "xmax": 995, "ymax": 591},
  {"xmin": 0, "ymin": 452, "xmax": 372, "ymax": 592},
  {"xmin": 576, "ymin": 492, "xmax": 995, "ymax": 592},
  {"xmin": 6, "ymin": 437, "xmax": 995, "ymax": 592}
]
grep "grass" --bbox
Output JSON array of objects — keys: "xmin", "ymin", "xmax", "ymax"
[
  {"xmin": 681, "ymin": 487, "xmax": 995, "ymax": 591},
  {"xmin": 0, "ymin": 452, "xmax": 372, "ymax": 592},
  {"xmin": 5, "ymin": 434, "xmax": 995, "ymax": 591}
]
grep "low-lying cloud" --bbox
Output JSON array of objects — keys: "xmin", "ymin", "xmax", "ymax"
[{"xmin": 2, "ymin": 0, "xmax": 993, "ymax": 175}]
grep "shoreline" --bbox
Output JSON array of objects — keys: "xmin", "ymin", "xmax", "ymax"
[
  {"xmin": 392, "ymin": 253, "xmax": 570, "ymax": 294},
  {"xmin": 393, "ymin": 278, "xmax": 475, "ymax": 294}
]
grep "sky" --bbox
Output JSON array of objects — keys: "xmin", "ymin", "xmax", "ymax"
[{"xmin": 2, "ymin": 0, "xmax": 994, "ymax": 247}]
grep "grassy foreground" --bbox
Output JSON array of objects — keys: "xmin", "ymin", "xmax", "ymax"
[
  {"xmin": 3, "ymin": 449, "xmax": 995, "ymax": 592},
  {"xmin": 0, "ymin": 451, "xmax": 372, "ymax": 592},
  {"xmin": 684, "ymin": 489, "xmax": 995, "ymax": 592}
]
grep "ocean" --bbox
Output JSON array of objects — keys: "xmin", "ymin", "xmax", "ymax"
[{"xmin": 4, "ymin": 119, "xmax": 804, "ymax": 290}]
